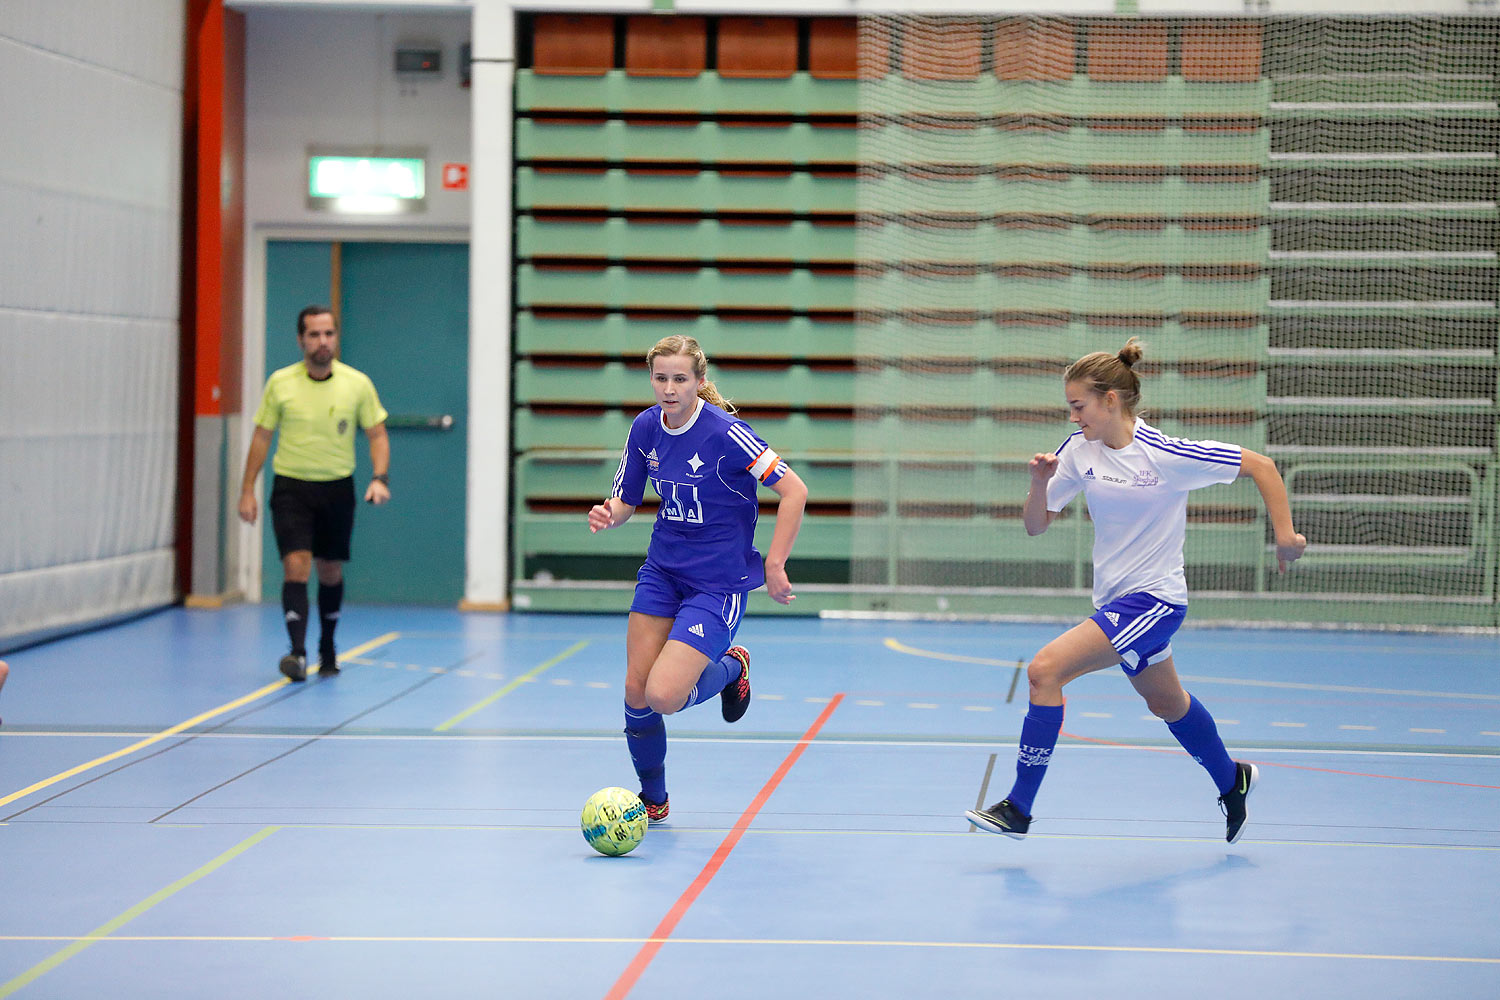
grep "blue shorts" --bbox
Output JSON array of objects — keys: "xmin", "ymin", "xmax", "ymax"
[
  {"xmin": 629, "ymin": 563, "xmax": 747, "ymax": 661},
  {"xmin": 1089, "ymin": 592, "xmax": 1188, "ymax": 676}
]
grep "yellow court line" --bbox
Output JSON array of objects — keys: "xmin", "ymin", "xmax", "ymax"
[
  {"xmin": 0, "ymin": 934, "xmax": 1492, "ymax": 965},
  {"xmin": 1176, "ymin": 673, "xmax": 1500, "ymax": 702},
  {"xmin": 884, "ymin": 637, "xmax": 1024, "ymax": 668},
  {"xmin": 435, "ymin": 640, "xmax": 590, "ymax": 732},
  {"xmin": 0, "ymin": 632, "xmax": 399, "ymax": 810},
  {"xmin": 0, "ymin": 826, "xmax": 281, "ymax": 998}
]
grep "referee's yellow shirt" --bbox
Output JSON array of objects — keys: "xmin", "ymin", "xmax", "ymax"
[{"xmin": 253, "ymin": 360, "xmax": 389, "ymax": 481}]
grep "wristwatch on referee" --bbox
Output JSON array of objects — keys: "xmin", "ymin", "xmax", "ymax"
[{"xmin": 371, "ymin": 473, "xmax": 389, "ymax": 486}]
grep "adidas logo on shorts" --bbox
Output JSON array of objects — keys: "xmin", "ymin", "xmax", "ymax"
[
  {"xmin": 688, "ymin": 623, "xmax": 705, "ymax": 637},
  {"xmin": 1105, "ymin": 611, "xmax": 1120, "ymax": 626}
]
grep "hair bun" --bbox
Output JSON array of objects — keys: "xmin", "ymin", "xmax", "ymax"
[{"xmin": 1117, "ymin": 336, "xmax": 1145, "ymax": 368}]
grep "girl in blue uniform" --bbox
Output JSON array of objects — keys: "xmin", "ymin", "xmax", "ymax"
[
  {"xmin": 967, "ymin": 339, "xmax": 1306, "ymax": 844},
  {"xmin": 588, "ymin": 336, "xmax": 808, "ymax": 821}
]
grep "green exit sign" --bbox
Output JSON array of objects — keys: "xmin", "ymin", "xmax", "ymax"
[{"xmin": 307, "ymin": 155, "xmax": 426, "ymax": 212}]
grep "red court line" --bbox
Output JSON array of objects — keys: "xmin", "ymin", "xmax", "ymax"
[
  {"xmin": 1062, "ymin": 730, "xmax": 1500, "ymax": 791},
  {"xmin": 604, "ymin": 693, "xmax": 845, "ymax": 1000}
]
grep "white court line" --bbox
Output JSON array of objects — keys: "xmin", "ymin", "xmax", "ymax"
[
  {"xmin": 5, "ymin": 732, "xmax": 1500, "ymax": 759},
  {"xmin": 2, "ymin": 933, "xmax": 1499, "ymax": 959}
]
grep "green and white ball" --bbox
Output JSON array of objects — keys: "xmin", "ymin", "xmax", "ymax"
[{"xmin": 581, "ymin": 786, "xmax": 648, "ymax": 856}]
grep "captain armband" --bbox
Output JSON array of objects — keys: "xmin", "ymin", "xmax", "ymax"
[{"xmin": 746, "ymin": 447, "xmax": 782, "ymax": 483}]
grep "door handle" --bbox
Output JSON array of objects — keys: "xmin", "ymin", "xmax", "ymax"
[{"xmin": 385, "ymin": 414, "xmax": 455, "ymax": 430}]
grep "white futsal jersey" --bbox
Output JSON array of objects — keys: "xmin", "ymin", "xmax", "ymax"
[{"xmin": 1046, "ymin": 418, "xmax": 1243, "ymax": 608}]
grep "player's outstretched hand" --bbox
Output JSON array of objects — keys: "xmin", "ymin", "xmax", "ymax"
[
  {"xmin": 1029, "ymin": 453, "xmax": 1060, "ymax": 482},
  {"xmin": 587, "ymin": 501, "xmax": 614, "ymax": 534},
  {"xmin": 766, "ymin": 564, "xmax": 796, "ymax": 605},
  {"xmin": 1275, "ymin": 532, "xmax": 1307, "ymax": 573}
]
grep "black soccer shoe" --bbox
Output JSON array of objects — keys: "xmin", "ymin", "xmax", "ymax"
[
  {"xmin": 720, "ymin": 646, "xmax": 751, "ymax": 723},
  {"xmin": 965, "ymin": 798, "xmax": 1031, "ymax": 839},
  {"xmin": 1218, "ymin": 761, "xmax": 1259, "ymax": 844},
  {"xmin": 278, "ymin": 653, "xmax": 307, "ymax": 682},
  {"xmin": 318, "ymin": 642, "xmax": 340, "ymax": 676}
]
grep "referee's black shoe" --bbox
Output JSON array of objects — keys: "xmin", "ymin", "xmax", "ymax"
[
  {"xmin": 279, "ymin": 653, "xmax": 307, "ymax": 682},
  {"xmin": 318, "ymin": 641, "xmax": 340, "ymax": 676},
  {"xmin": 965, "ymin": 798, "xmax": 1031, "ymax": 839},
  {"xmin": 1218, "ymin": 761, "xmax": 1259, "ymax": 844}
]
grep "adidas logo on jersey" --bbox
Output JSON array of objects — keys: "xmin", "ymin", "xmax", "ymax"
[
  {"xmin": 1104, "ymin": 611, "xmax": 1120, "ymax": 626},
  {"xmin": 688, "ymin": 623, "xmax": 705, "ymax": 637},
  {"xmin": 1084, "ymin": 467, "xmax": 1095, "ymax": 479}
]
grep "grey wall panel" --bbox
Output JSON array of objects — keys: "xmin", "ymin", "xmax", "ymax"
[
  {"xmin": 0, "ymin": 551, "xmax": 175, "ymax": 651},
  {"xmin": 0, "ymin": 183, "xmax": 178, "ymax": 316},
  {"xmin": 0, "ymin": 38, "xmax": 181, "ymax": 209},
  {"xmin": 191, "ymin": 417, "xmax": 227, "ymax": 595},
  {"xmin": 0, "ymin": 0, "xmax": 183, "ymax": 91},
  {"xmin": 0, "ymin": 1, "xmax": 183, "ymax": 645},
  {"xmin": 0, "ymin": 313, "xmax": 177, "ymax": 572}
]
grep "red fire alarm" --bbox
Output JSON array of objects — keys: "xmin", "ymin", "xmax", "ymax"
[{"xmin": 442, "ymin": 163, "xmax": 468, "ymax": 190}]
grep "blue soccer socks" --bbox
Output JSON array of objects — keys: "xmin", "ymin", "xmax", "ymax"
[
  {"xmin": 678, "ymin": 651, "xmax": 742, "ymax": 711},
  {"xmin": 623, "ymin": 701, "xmax": 667, "ymax": 804},
  {"xmin": 1166, "ymin": 694, "xmax": 1238, "ymax": 794},
  {"xmin": 1007, "ymin": 702, "xmax": 1065, "ymax": 816}
]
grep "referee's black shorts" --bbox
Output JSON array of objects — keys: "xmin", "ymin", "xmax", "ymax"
[{"xmin": 269, "ymin": 475, "xmax": 356, "ymax": 561}]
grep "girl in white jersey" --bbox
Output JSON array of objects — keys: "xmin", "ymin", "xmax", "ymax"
[
  {"xmin": 588, "ymin": 336, "xmax": 808, "ymax": 822},
  {"xmin": 967, "ymin": 338, "xmax": 1306, "ymax": 844}
]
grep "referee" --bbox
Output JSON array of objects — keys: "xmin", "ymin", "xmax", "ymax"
[{"xmin": 238, "ymin": 305, "xmax": 391, "ymax": 681}]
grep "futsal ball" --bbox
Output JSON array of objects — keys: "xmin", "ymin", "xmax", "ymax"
[{"xmin": 581, "ymin": 786, "xmax": 648, "ymax": 856}]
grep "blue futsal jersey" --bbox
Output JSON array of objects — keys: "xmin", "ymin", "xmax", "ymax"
[{"xmin": 612, "ymin": 399, "xmax": 790, "ymax": 592}]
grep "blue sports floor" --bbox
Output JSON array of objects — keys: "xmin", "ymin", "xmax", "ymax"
[{"xmin": 2, "ymin": 606, "xmax": 1499, "ymax": 999}]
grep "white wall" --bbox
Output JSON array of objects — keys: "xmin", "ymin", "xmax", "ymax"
[
  {"xmin": 0, "ymin": 0, "xmax": 184, "ymax": 649},
  {"xmin": 244, "ymin": 7, "xmax": 474, "ymax": 232},
  {"xmin": 236, "ymin": 6, "xmax": 476, "ymax": 601}
]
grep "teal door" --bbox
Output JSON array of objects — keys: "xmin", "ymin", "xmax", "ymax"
[{"xmin": 262, "ymin": 240, "xmax": 469, "ymax": 604}]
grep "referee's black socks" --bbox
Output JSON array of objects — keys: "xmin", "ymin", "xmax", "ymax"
[
  {"xmin": 318, "ymin": 581, "xmax": 343, "ymax": 652},
  {"xmin": 282, "ymin": 581, "xmax": 309, "ymax": 656}
]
